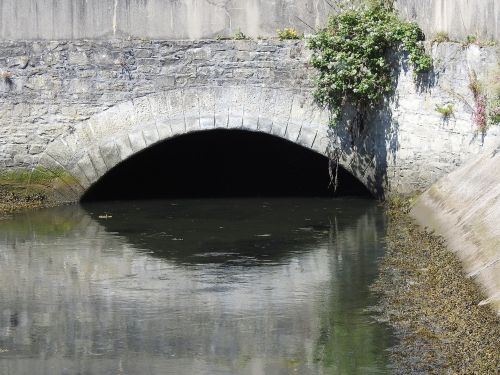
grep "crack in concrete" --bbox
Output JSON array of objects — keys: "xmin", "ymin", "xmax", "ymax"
[{"xmin": 112, "ymin": 0, "xmax": 118, "ymax": 36}]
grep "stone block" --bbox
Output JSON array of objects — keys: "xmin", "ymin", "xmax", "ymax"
[
  {"xmin": 227, "ymin": 115, "xmax": 243, "ymax": 129},
  {"xmin": 147, "ymin": 92, "xmax": 171, "ymax": 117},
  {"xmin": 170, "ymin": 118, "xmax": 186, "ymax": 136},
  {"xmin": 284, "ymin": 121, "xmax": 302, "ymax": 142},
  {"xmin": 142, "ymin": 124, "xmax": 160, "ymax": 146},
  {"xmin": 99, "ymin": 141, "xmax": 122, "ymax": 170},
  {"xmin": 186, "ymin": 48, "xmax": 211, "ymax": 60},
  {"xmin": 69, "ymin": 164, "xmax": 91, "ymax": 189},
  {"xmin": 296, "ymin": 127, "xmax": 317, "ymax": 148},
  {"xmin": 68, "ymin": 51, "xmax": 89, "ymax": 65},
  {"xmin": 128, "ymin": 131, "xmax": 147, "ymax": 153},
  {"xmin": 77, "ymin": 154, "xmax": 99, "ymax": 184},
  {"xmin": 257, "ymin": 118, "xmax": 273, "ymax": 133},
  {"xmin": 90, "ymin": 102, "xmax": 135, "ymax": 142},
  {"xmin": 155, "ymin": 117, "xmax": 173, "ymax": 140},
  {"xmin": 185, "ymin": 116, "xmax": 201, "ymax": 133},
  {"xmin": 271, "ymin": 122, "xmax": 287, "ymax": 139},
  {"xmin": 214, "ymin": 114, "xmax": 228, "ymax": 128},
  {"xmin": 114, "ymin": 136, "xmax": 135, "ymax": 161},
  {"xmin": 88, "ymin": 148, "xmax": 109, "ymax": 178},
  {"xmin": 311, "ymin": 132, "xmax": 330, "ymax": 156},
  {"xmin": 195, "ymin": 88, "xmax": 217, "ymax": 116},
  {"xmin": 28, "ymin": 144, "xmax": 46, "ymax": 155},
  {"xmin": 44, "ymin": 139, "xmax": 76, "ymax": 167},
  {"xmin": 200, "ymin": 116, "xmax": 215, "ymax": 130},
  {"xmin": 165, "ymin": 90, "xmax": 186, "ymax": 119}
]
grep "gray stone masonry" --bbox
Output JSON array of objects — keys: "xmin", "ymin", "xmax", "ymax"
[{"xmin": 0, "ymin": 39, "xmax": 498, "ymax": 200}]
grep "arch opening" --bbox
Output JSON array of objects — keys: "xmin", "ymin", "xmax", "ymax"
[{"xmin": 80, "ymin": 129, "xmax": 371, "ymax": 201}]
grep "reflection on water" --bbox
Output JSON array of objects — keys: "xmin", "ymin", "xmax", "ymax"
[{"xmin": 0, "ymin": 199, "xmax": 393, "ymax": 374}]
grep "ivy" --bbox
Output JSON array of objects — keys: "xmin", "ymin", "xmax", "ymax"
[{"xmin": 308, "ymin": 1, "xmax": 432, "ymax": 122}]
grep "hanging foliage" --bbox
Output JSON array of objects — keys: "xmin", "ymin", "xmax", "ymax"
[{"xmin": 308, "ymin": 1, "xmax": 432, "ymax": 122}]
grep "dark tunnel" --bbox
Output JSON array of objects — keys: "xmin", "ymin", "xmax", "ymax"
[{"xmin": 80, "ymin": 129, "xmax": 372, "ymax": 201}]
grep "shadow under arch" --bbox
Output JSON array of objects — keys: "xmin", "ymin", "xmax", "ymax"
[
  {"xmin": 80, "ymin": 129, "xmax": 372, "ymax": 201},
  {"xmin": 36, "ymin": 86, "xmax": 381, "ymax": 202}
]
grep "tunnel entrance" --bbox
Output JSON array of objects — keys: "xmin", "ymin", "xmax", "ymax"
[{"xmin": 81, "ymin": 129, "xmax": 371, "ymax": 201}]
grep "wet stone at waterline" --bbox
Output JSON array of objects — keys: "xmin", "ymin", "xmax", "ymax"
[{"xmin": 0, "ymin": 198, "xmax": 394, "ymax": 374}]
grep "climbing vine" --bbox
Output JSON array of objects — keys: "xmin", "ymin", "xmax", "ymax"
[{"xmin": 308, "ymin": 0, "xmax": 432, "ymax": 124}]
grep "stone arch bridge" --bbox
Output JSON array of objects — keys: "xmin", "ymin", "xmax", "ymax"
[
  {"xmin": 38, "ymin": 86, "xmax": 348, "ymax": 202},
  {"xmin": 1, "ymin": 40, "xmax": 498, "ymax": 201}
]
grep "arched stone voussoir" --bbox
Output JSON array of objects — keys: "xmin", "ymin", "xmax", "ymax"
[
  {"xmin": 310, "ymin": 130, "xmax": 331, "ymax": 155},
  {"xmin": 34, "ymin": 153, "xmax": 86, "ymax": 203},
  {"xmin": 37, "ymin": 86, "xmax": 357, "ymax": 202},
  {"xmin": 43, "ymin": 138, "xmax": 81, "ymax": 168},
  {"xmin": 88, "ymin": 101, "xmax": 137, "ymax": 142}
]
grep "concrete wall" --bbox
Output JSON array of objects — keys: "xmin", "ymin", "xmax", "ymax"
[
  {"xmin": 0, "ymin": 0, "xmax": 332, "ymax": 40},
  {"xmin": 0, "ymin": 0, "xmax": 498, "ymax": 41},
  {"xmin": 412, "ymin": 141, "xmax": 500, "ymax": 314},
  {"xmin": 0, "ymin": 39, "xmax": 499, "ymax": 199},
  {"xmin": 395, "ymin": 0, "xmax": 500, "ymax": 42}
]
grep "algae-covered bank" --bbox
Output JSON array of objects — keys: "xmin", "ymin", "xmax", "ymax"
[
  {"xmin": 371, "ymin": 199, "xmax": 500, "ymax": 374},
  {"xmin": 412, "ymin": 145, "xmax": 500, "ymax": 315},
  {"xmin": 0, "ymin": 168, "xmax": 78, "ymax": 216},
  {"xmin": 0, "ymin": 189, "xmax": 46, "ymax": 216},
  {"xmin": 0, "ymin": 176, "xmax": 47, "ymax": 216},
  {"xmin": 371, "ymin": 144, "xmax": 500, "ymax": 374}
]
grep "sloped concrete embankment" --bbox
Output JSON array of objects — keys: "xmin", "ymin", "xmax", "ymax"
[{"xmin": 412, "ymin": 142, "xmax": 500, "ymax": 313}]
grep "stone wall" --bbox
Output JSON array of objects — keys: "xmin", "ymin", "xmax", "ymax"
[
  {"xmin": 0, "ymin": 0, "xmax": 498, "ymax": 42},
  {"xmin": 0, "ymin": 39, "xmax": 315, "ymax": 169},
  {"xmin": 0, "ymin": 39, "xmax": 499, "ymax": 199}
]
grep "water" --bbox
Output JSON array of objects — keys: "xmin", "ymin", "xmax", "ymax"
[{"xmin": 0, "ymin": 198, "xmax": 394, "ymax": 374}]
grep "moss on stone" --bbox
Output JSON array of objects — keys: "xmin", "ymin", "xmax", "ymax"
[
  {"xmin": 0, "ymin": 167, "xmax": 75, "ymax": 186},
  {"xmin": 0, "ymin": 167, "xmax": 76, "ymax": 215}
]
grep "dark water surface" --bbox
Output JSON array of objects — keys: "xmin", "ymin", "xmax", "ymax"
[{"xmin": 0, "ymin": 198, "xmax": 394, "ymax": 374}]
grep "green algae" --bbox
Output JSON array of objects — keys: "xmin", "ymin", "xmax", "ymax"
[
  {"xmin": 371, "ymin": 198, "xmax": 500, "ymax": 374},
  {"xmin": 0, "ymin": 167, "xmax": 76, "ymax": 215},
  {"xmin": 0, "ymin": 167, "xmax": 76, "ymax": 187}
]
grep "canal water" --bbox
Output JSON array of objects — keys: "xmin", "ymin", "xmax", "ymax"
[{"xmin": 0, "ymin": 198, "xmax": 394, "ymax": 374}]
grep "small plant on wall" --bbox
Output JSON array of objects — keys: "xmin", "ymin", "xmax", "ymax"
[
  {"xmin": 468, "ymin": 68, "xmax": 500, "ymax": 131},
  {"xmin": 307, "ymin": 0, "xmax": 432, "ymax": 130},
  {"xmin": 232, "ymin": 28, "xmax": 248, "ymax": 40},
  {"xmin": 490, "ymin": 100, "xmax": 500, "ymax": 125},
  {"xmin": 276, "ymin": 28, "xmax": 302, "ymax": 40},
  {"xmin": 486, "ymin": 64, "xmax": 500, "ymax": 126},
  {"xmin": 431, "ymin": 31, "xmax": 450, "ymax": 44},
  {"xmin": 463, "ymin": 34, "xmax": 497, "ymax": 47},
  {"xmin": 435, "ymin": 104, "xmax": 454, "ymax": 120},
  {"xmin": 1, "ymin": 70, "xmax": 13, "ymax": 88},
  {"xmin": 469, "ymin": 71, "xmax": 488, "ymax": 131}
]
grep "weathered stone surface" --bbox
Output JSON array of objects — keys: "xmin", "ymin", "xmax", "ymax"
[
  {"xmin": 0, "ymin": 0, "xmax": 497, "ymax": 41},
  {"xmin": 0, "ymin": 40, "xmax": 498, "ymax": 200},
  {"xmin": 395, "ymin": 0, "xmax": 499, "ymax": 42},
  {"xmin": 412, "ymin": 142, "xmax": 500, "ymax": 313}
]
